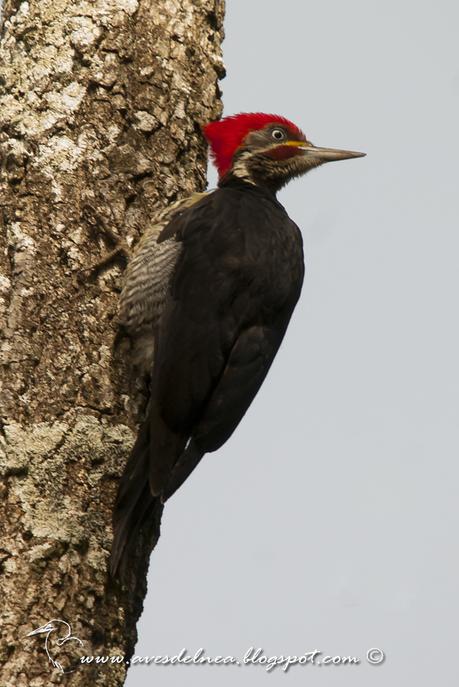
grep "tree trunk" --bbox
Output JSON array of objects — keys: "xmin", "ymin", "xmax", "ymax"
[{"xmin": 0, "ymin": 1, "xmax": 224, "ymax": 684}]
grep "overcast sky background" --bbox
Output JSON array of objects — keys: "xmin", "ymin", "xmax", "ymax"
[{"xmin": 128, "ymin": 1, "xmax": 459, "ymax": 685}]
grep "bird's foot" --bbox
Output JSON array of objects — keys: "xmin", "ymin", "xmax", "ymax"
[{"xmin": 79, "ymin": 204, "xmax": 131, "ymax": 282}]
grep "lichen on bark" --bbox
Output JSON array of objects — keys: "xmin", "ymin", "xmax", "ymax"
[{"xmin": 0, "ymin": 0, "xmax": 225, "ymax": 684}]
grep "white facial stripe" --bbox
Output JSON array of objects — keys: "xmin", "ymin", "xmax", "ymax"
[{"xmin": 232, "ymin": 153, "xmax": 256, "ymax": 185}]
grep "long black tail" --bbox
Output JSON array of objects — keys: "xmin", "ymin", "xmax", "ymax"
[{"xmin": 110, "ymin": 422, "xmax": 163, "ymax": 579}]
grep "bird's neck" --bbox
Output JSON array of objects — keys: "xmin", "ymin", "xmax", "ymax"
[{"xmin": 218, "ymin": 171, "xmax": 280, "ymax": 197}]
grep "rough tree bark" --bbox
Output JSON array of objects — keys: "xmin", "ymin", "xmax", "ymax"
[{"xmin": 0, "ymin": 1, "xmax": 224, "ymax": 684}]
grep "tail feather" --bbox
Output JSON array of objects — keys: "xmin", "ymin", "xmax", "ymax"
[
  {"xmin": 110, "ymin": 408, "xmax": 201, "ymax": 577},
  {"xmin": 162, "ymin": 438, "xmax": 204, "ymax": 502},
  {"xmin": 110, "ymin": 422, "xmax": 163, "ymax": 579}
]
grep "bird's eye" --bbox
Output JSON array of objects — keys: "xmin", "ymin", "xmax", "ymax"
[{"xmin": 271, "ymin": 129, "xmax": 285, "ymax": 141}]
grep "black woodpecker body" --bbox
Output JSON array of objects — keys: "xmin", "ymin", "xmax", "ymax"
[{"xmin": 111, "ymin": 112, "xmax": 365, "ymax": 577}]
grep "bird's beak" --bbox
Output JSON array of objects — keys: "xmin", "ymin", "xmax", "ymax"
[{"xmin": 286, "ymin": 140, "xmax": 366, "ymax": 163}]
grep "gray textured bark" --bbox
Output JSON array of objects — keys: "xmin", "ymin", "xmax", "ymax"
[{"xmin": 0, "ymin": 1, "xmax": 224, "ymax": 684}]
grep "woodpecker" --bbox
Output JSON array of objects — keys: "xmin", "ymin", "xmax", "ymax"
[{"xmin": 110, "ymin": 112, "xmax": 365, "ymax": 577}]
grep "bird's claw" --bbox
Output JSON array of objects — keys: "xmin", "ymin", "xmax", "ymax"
[{"xmin": 79, "ymin": 204, "xmax": 131, "ymax": 282}]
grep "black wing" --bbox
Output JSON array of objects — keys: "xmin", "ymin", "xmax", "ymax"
[
  {"xmin": 111, "ymin": 183, "xmax": 304, "ymax": 575},
  {"xmin": 148, "ymin": 184, "xmax": 304, "ymax": 497}
]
